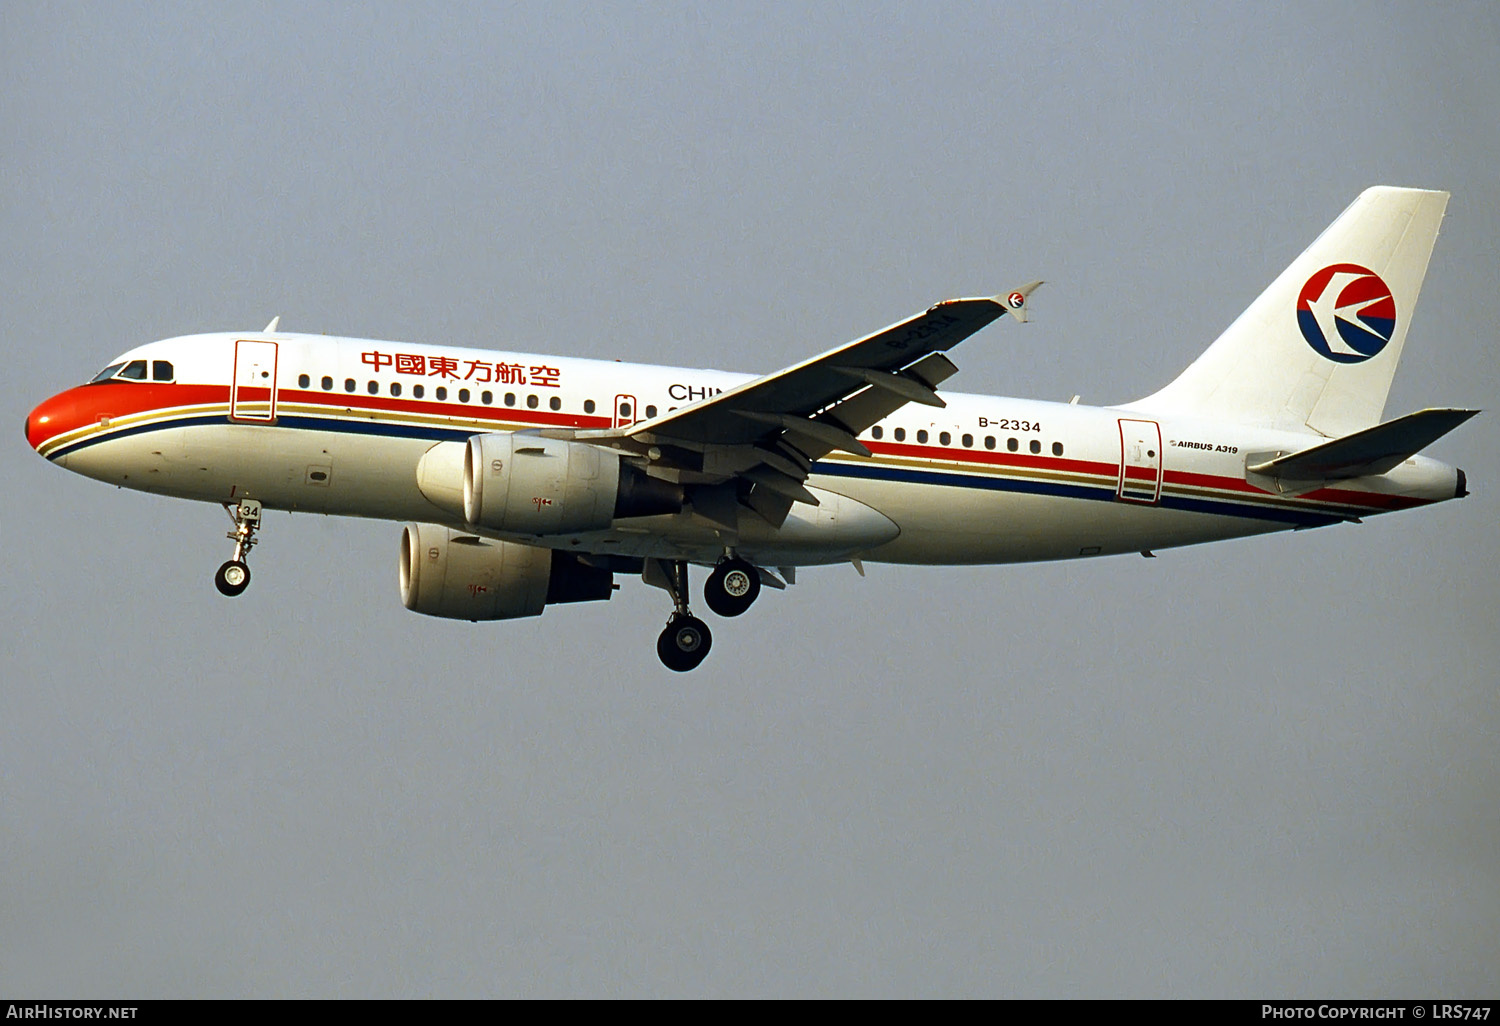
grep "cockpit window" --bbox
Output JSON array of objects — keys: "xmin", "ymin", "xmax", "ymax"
[{"xmin": 89, "ymin": 358, "xmax": 167, "ymax": 384}]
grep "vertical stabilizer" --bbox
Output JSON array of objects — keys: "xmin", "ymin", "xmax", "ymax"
[{"xmin": 1129, "ymin": 187, "xmax": 1449, "ymax": 436}]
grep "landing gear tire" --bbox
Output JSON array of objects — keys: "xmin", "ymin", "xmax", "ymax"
[
  {"xmin": 704, "ymin": 558, "xmax": 760, "ymax": 617},
  {"xmin": 657, "ymin": 614, "xmax": 712, "ymax": 672},
  {"xmin": 215, "ymin": 560, "xmax": 251, "ymax": 597}
]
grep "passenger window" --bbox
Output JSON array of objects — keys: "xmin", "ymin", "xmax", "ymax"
[
  {"xmin": 939, "ymin": 431, "xmax": 951, "ymax": 446},
  {"xmin": 645, "ymin": 404, "xmax": 657, "ymax": 418},
  {"xmin": 298, "ymin": 373, "xmax": 310, "ymax": 388},
  {"xmin": 436, "ymin": 386, "xmax": 447, "ymax": 400},
  {"xmin": 1007, "ymin": 438, "xmax": 1018, "ymax": 452},
  {"xmin": 584, "ymin": 399, "xmax": 595, "ymax": 414},
  {"xmin": 119, "ymin": 360, "xmax": 148, "ymax": 380},
  {"xmin": 391, "ymin": 382, "xmax": 402, "ymax": 397},
  {"xmin": 894, "ymin": 427, "xmax": 906, "ymax": 442},
  {"xmin": 871, "ymin": 426, "xmax": 883, "ymax": 440},
  {"xmin": 1052, "ymin": 442, "xmax": 1064, "ymax": 456},
  {"xmin": 916, "ymin": 430, "xmax": 929, "ymax": 444},
  {"xmin": 482, "ymin": 391, "xmax": 493, "ymax": 404},
  {"xmin": 459, "ymin": 388, "xmax": 470, "ymax": 402},
  {"xmin": 345, "ymin": 378, "xmax": 356, "ymax": 392},
  {"xmin": 505, "ymin": 393, "xmax": 516, "ymax": 406},
  {"xmin": 962, "ymin": 434, "xmax": 973, "ymax": 447},
  {"xmin": 321, "ymin": 376, "xmax": 333, "ymax": 390},
  {"xmin": 413, "ymin": 384, "xmax": 425, "ymax": 399},
  {"xmin": 153, "ymin": 361, "xmax": 174, "ymax": 382},
  {"xmin": 551, "ymin": 396, "xmax": 562, "ymax": 411},
  {"xmin": 367, "ymin": 381, "xmax": 378, "ymax": 394},
  {"xmin": 528, "ymin": 395, "xmax": 539, "ymax": 409},
  {"xmin": 984, "ymin": 436, "xmax": 995, "ymax": 450},
  {"xmin": 1030, "ymin": 439, "xmax": 1041, "ymax": 454}
]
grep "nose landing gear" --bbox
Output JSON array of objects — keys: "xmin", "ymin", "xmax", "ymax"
[
  {"xmin": 215, "ymin": 498, "xmax": 262, "ymax": 597},
  {"xmin": 654, "ymin": 559, "xmax": 712, "ymax": 672}
]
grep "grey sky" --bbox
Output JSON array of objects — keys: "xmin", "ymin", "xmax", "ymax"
[{"xmin": 3, "ymin": 1, "xmax": 1496, "ymax": 997}]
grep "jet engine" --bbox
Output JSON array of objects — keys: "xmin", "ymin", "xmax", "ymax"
[
  {"xmin": 417, "ymin": 434, "xmax": 681, "ymax": 535},
  {"xmin": 399, "ymin": 522, "xmax": 614, "ymax": 621}
]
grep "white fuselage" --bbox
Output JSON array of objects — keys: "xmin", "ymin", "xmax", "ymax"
[{"xmin": 29, "ymin": 331, "xmax": 1461, "ymax": 569}]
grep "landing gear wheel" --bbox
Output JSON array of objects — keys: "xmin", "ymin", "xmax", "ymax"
[
  {"xmin": 657, "ymin": 614, "xmax": 713, "ymax": 672},
  {"xmin": 215, "ymin": 560, "xmax": 251, "ymax": 597},
  {"xmin": 704, "ymin": 558, "xmax": 761, "ymax": 617}
]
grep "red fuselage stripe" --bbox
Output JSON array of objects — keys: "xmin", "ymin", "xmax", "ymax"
[{"xmin": 30, "ymin": 382, "xmax": 1427, "ymax": 513}]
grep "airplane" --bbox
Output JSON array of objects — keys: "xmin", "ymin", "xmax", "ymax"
[{"xmin": 25, "ymin": 186, "xmax": 1477, "ymax": 671}]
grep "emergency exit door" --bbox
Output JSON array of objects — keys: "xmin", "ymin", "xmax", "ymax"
[{"xmin": 612, "ymin": 394, "xmax": 637, "ymax": 429}]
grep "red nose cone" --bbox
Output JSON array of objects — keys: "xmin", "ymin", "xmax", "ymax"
[{"xmin": 26, "ymin": 386, "xmax": 89, "ymax": 455}]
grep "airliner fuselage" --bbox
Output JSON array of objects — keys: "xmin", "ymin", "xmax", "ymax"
[
  {"xmin": 24, "ymin": 187, "xmax": 1475, "ymax": 670},
  {"xmin": 29, "ymin": 331, "xmax": 1461, "ymax": 564}
]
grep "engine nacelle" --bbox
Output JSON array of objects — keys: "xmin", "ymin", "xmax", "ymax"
[
  {"xmin": 399, "ymin": 522, "xmax": 613, "ymax": 621},
  {"xmin": 459, "ymin": 433, "xmax": 680, "ymax": 535}
]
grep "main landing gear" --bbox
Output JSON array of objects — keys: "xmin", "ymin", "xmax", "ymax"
[
  {"xmin": 214, "ymin": 498, "xmax": 262, "ymax": 597},
  {"xmin": 654, "ymin": 556, "xmax": 766, "ymax": 671},
  {"xmin": 656, "ymin": 559, "xmax": 712, "ymax": 672},
  {"xmin": 703, "ymin": 557, "xmax": 761, "ymax": 617}
]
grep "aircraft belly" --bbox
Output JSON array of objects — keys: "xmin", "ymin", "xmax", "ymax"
[
  {"xmin": 70, "ymin": 422, "xmax": 442, "ymax": 522},
  {"xmin": 734, "ymin": 487, "xmax": 899, "ymax": 564},
  {"xmin": 826, "ymin": 475, "xmax": 1280, "ymax": 565},
  {"xmin": 533, "ymin": 485, "xmax": 900, "ymax": 565},
  {"xmin": 57, "ymin": 430, "xmax": 190, "ymax": 494}
]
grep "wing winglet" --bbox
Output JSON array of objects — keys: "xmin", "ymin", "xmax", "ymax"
[{"xmin": 999, "ymin": 281, "xmax": 1044, "ymax": 323}]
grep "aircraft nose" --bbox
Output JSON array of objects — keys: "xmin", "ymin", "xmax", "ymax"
[{"xmin": 26, "ymin": 388, "xmax": 83, "ymax": 455}]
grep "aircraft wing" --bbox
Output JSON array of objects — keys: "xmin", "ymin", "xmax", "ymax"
[{"xmin": 560, "ymin": 285, "xmax": 1040, "ymax": 524}]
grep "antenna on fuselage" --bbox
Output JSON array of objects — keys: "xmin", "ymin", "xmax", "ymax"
[{"xmin": 263, "ymin": 316, "xmax": 281, "ymax": 333}]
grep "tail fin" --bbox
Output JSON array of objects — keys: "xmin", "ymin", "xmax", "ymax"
[{"xmin": 1129, "ymin": 187, "xmax": 1449, "ymax": 436}]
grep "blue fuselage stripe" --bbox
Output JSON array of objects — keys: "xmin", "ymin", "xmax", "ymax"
[
  {"xmin": 53, "ymin": 410, "xmax": 1347, "ymax": 527},
  {"xmin": 813, "ymin": 460, "xmax": 1341, "ymax": 527}
]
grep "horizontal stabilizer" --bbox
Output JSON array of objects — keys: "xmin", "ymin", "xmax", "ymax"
[{"xmin": 1247, "ymin": 408, "xmax": 1479, "ymax": 481}]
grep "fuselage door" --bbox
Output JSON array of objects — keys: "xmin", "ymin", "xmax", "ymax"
[
  {"xmin": 1117, "ymin": 418, "xmax": 1162, "ymax": 504},
  {"xmin": 613, "ymin": 394, "xmax": 637, "ymax": 430},
  {"xmin": 230, "ymin": 339, "xmax": 279, "ymax": 422}
]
